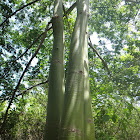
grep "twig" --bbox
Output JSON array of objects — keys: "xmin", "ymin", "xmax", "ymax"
[
  {"xmin": 0, "ymin": 21, "xmax": 51, "ymax": 134},
  {"xmin": 125, "ymin": 0, "xmax": 140, "ymax": 4},
  {"xmin": 88, "ymin": 37, "xmax": 111, "ymax": 77},
  {"xmin": 16, "ymin": 80, "xmax": 48, "ymax": 97},
  {"xmin": 2, "ymin": 80, "xmax": 48, "ymax": 101},
  {"xmin": 0, "ymin": 0, "xmax": 41, "ymax": 27}
]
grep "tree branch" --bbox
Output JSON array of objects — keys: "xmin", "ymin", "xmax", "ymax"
[
  {"xmin": 88, "ymin": 37, "xmax": 111, "ymax": 77},
  {"xmin": 16, "ymin": 32, "xmax": 44, "ymax": 60},
  {"xmin": 17, "ymin": 27, "xmax": 53, "ymax": 61},
  {"xmin": 0, "ymin": 0, "xmax": 41, "ymax": 26},
  {"xmin": 125, "ymin": 0, "xmax": 140, "ymax": 4},
  {"xmin": 64, "ymin": 2, "xmax": 77, "ymax": 16},
  {"xmin": 2, "ymin": 80, "xmax": 48, "ymax": 101},
  {"xmin": 16, "ymin": 80, "xmax": 48, "ymax": 97},
  {"xmin": 0, "ymin": 22, "xmax": 51, "ymax": 134},
  {"xmin": 63, "ymin": 4, "xmax": 72, "ymax": 34}
]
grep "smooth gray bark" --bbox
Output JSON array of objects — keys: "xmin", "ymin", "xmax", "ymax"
[
  {"xmin": 60, "ymin": 0, "xmax": 91, "ymax": 139},
  {"xmin": 44, "ymin": 0, "xmax": 95, "ymax": 139},
  {"xmin": 84, "ymin": 28, "xmax": 95, "ymax": 140},
  {"xmin": 44, "ymin": 0, "xmax": 64, "ymax": 139}
]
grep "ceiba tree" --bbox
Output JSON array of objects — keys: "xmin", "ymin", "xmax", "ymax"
[
  {"xmin": 44, "ymin": 0, "xmax": 95, "ymax": 140},
  {"xmin": 0, "ymin": 0, "xmax": 139, "ymax": 139}
]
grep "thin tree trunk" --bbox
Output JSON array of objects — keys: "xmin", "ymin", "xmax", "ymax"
[
  {"xmin": 83, "ymin": 23, "xmax": 95, "ymax": 140},
  {"xmin": 60, "ymin": 0, "xmax": 89, "ymax": 139},
  {"xmin": 83, "ymin": 1, "xmax": 95, "ymax": 139},
  {"xmin": 44, "ymin": 0, "xmax": 64, "ymax": 139}
]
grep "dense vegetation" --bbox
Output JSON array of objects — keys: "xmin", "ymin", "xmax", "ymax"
[{"xmin": 0, "ymin": 0, "xmax": 140, "ymax": 139}]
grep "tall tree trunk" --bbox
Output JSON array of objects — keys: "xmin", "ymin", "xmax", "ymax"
[
  {"xmin": 60, "ymin": 0, "xmax": 91, "ymax": 139},
  {"xmin": 44, "ymin": 0, "xmax": 64, "ymax": 139},
  {"xmin": 83, "ymin": 2, "xmax": 95, "ymax": 139},
  {"xmin": 83, "ymin": 23, "xmax": 95, "ymax": 140},
  {"xmin": 44, "ymin": 0, "xmax": 95, "ymax": 139}
]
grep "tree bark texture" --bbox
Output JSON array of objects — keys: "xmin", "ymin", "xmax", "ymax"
[
  {"xmin": 44, "ymin": 0, "xmax": 95, "ymax": 139},
  {"xmin": 59, "ymin": 0, "xmax": 95, "ymax": 139},
  {"xmin": 83, "ymin": 22, "xmax": 95, "ymax": 140},
  {"xmin": 44, "ymin": 0, "xmax": 65, "ymax": 139}
]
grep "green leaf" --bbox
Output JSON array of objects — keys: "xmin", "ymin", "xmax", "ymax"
[
  {"xmin": 112, "ymin": 114, "xmax": 118, "ymax": 123},
  {"xmin": 103, "ymin": 115, "xmax": 110, "ymax": 122}
]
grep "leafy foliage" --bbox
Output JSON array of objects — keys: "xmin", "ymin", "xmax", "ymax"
[{"xmin": 0, "ymin": 0, "xmax": 140, "ymax": 140}]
